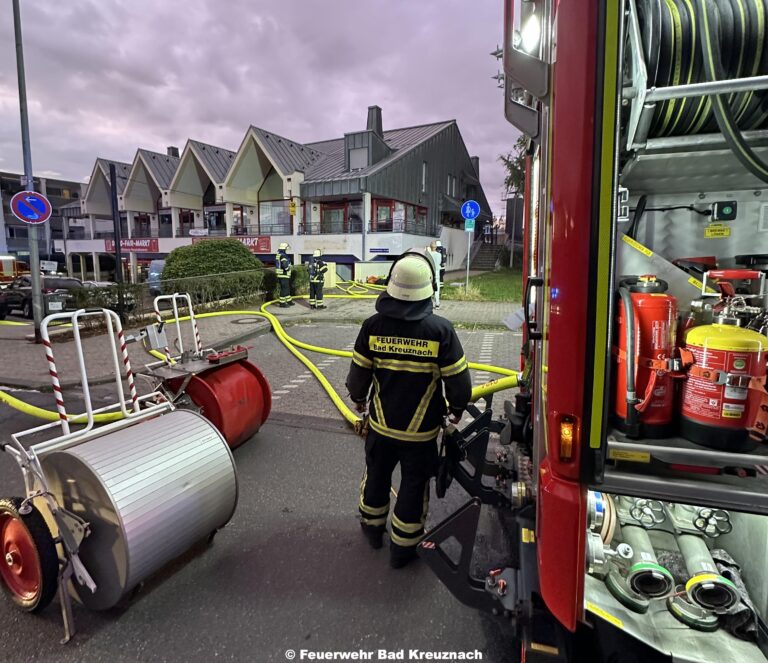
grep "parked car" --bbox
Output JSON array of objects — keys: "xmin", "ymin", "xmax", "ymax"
[{"xmin": 0, "ymin": 275, "xmax": 81, "ymax": 319}]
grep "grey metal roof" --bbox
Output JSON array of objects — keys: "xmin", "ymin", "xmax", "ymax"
[
  {"xmin": 304, "ymin": 138, "xmax": 345, "ymax": 156},
  {"xmin": 303, "ymin": 121, "xmax": 453, "ymax": 183},
  {"xmin": 188, "ymin": 140, "xmax": 236, "ymax": 184},
  {"xmin": 137, "ymin": 149, "xmax": 179, "ymax": 189},
  {"xmin": 96, "ymin": 158, "xmax": 132, "ymax": 194},
  {"xmin": 250, "ymin": 126, "xmax": 325, "ymax": 176}
]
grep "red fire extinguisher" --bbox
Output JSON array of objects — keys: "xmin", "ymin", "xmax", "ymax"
[{"xmin": 614, "ymin": 276, "xmax": 678, "ymax": 438}]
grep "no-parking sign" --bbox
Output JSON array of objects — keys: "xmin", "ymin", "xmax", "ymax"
[{"xmin": 10, "ymin": 190, "xmax": 52, "ymax": 225}]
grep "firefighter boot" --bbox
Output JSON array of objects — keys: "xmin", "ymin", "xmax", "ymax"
[
  {"xmin": 360, "ymin": 522, "xmax": 384, "ymax": 550},
  {"xmin": 390, "ymin": 542, "xmax": 419, "ymax": 569}
]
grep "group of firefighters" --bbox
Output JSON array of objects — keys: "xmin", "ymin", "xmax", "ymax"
[
  {"xmin": 275, "ymin": 240, "xmax": 463, "ymax": 569},
  {"xmin": 273, "ymin": 240, "xmax": 448, "ymax": 312}
]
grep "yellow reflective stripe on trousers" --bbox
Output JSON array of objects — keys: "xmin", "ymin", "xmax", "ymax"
[
  {"xmin": 373, "ymin": 358, "xmax": 438, "ymax": 374},
  {"xmin": 407, "ymin": 376, "xmax": 437, "ymax": 432},
  {"xmin": 359, "ymin": 470, "xmax": 390, "ymax": 517},
  {"xmin": 390, "ymin": 530, "xmax": 422, "ymax": 547},
  {"xmin": 363, "ymin": 516, "xmax": 387, "ymax": 526},
  {"xmin": 392, "ymin": 513, "xmax": 423, "ymax": 534},
  {"xmin": 440, "ymin": 355, "xmax": 468, "ymax": 377},
  {"xmin": 368, "ymin": 416, "xmax": 440, "ymax": 442},
  {"xmin": 353, "ymin": 351, "xmax": 373, "ymax": 369}
]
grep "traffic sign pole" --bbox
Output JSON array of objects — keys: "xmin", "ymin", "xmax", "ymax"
[
  {"xmin": 12, "ymin": 0, "xmax": 43, "ymax": 341},
  {"xmin": 461, "ymin": 200, "xmax": 481, "ymax": 293},
  {"xmin": 466, "ymin": 230, "xmax": 471, "ymax": 291}
]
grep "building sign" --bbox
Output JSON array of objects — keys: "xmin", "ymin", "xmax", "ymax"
[
  {"xmin": 193, "ymin": 236, "xmax": 272, "ymax": 253},
  {"xmin": 189, "ymin": 228, "xmax": 209, "ymax": 237},
  {"xmin": 289, "ymin": 201, "xmax": 297, "ymax": 216},
  {"xmin": 105, "ymin": 238, "xmax": 159, "ymax": 253}
]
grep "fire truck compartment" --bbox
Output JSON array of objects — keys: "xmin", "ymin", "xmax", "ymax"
[{"xmin": 584, "ymin": 495, "xmax": 768, "ymax": 662}]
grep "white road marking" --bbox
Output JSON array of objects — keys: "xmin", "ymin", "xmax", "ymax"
[{"xmin": 274, "ymin": 390, "xmax": 290, "ymax": 395}]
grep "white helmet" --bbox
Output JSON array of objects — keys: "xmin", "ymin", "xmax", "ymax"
[
  {"xmin": 278, "ymin": 242, "xmax": 290, "ymax": 251},
  {"xmin": 313, "ymin": 249, "xmax": 321, "ymax": 258},
  {"xmin": 386, "ymin": 253, "xmax": 435, "ymax": 302}
]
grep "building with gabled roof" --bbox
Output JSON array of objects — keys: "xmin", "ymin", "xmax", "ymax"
[{"xmin": 55, "ymin": 105, "xmax": 492, "ymax": 283}]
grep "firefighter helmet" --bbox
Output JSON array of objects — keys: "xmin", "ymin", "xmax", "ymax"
[
  {"xmin": 313, "ymin": 249, "xmax": 322, "ymax": 258},
  {"xmin": 278, "ymin": 242, "xmax": 290, "ymax": 251},
  {"xmin": 386, "ymin": 252, "xmax": 436, "ymax": 302}
]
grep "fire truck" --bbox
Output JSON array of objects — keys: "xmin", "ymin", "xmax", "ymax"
[
  {"xmin": 420, "ymin": 1, "xmax": 768, "ymax": 661},
  {"xmin": 0, "ymin": 256, "xmax": 29, "ymax": 286}
]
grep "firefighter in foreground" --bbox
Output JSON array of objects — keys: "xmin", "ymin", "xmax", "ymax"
[
  {"xmin": 346, "ymin": 251, "xmax": 472, "ymax": 568},
  {"xmin": 276, "ymin": 243, "xmax": 294, "ymax": 308},
  {"xmin": 308, "ymin": 249, "xmax": 328, "ymax": 309}
]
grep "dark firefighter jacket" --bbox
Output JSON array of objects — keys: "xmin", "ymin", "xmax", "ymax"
[
  {"xmin": 346, "ymin": 292, "xmax": 472, "ymax": 442},
  {"xmin": 277, "ymin": 253, "xmax": 292, "ymax": 278},
  {"xmin": 310, "ymin": 258, "xmax": 328, "ymax": 282}
]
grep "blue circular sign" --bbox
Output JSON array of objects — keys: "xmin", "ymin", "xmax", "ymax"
[
  {"xmin": 10, "ymin": 190, "xmax": 52, "ymax": 225},
  {"xmin": 461, "ymin": 199, "xmax": 481, "ymax": 220}
]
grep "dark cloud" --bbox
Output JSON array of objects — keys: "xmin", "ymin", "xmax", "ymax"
[{"xmin": 0, "ymin": 0, "xmax": 518, "ymax": 212}]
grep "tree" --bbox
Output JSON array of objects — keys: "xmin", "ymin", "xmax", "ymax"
[
  {"xmin": 162, "ymin": 238, "xmax": 264, "ymax": 304},
  {"xmin": 498, "ymin": 134, "xmax": 528, "ymax": 198}
]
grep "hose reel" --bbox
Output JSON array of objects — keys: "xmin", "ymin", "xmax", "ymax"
[
  {"xmin": 636, "ymin": 0, "xmax": 768, "ymax": 138},
  {"xmin": 634, "ymin": 0, "xmax": 768, "ymax": 182}
]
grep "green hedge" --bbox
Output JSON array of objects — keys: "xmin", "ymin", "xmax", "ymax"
[{"xmin": 161, "ymin": 239, "xmax": 264, "ymax": 305}]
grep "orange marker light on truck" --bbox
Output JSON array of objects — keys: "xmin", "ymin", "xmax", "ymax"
[{"xmin": 558, "ymin": 415, "xmax": 578, "ymax": 461}]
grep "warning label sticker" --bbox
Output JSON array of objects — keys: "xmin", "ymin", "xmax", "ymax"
[
  {"xmin": 621, "ymin": 235, "xmax": 653, "ymax": 257},
  {"xmin": 369, "ymin": 336, "xmax": 439, "ymax": 358},
  {"xmin": 704, "ymin": 223, "xmax": 731, "ymax": 239}
]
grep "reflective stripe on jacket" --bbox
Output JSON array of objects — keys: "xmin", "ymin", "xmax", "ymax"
[{"xmin": 346, "ymin": 310, "xmax": 471, "ymax": 442}]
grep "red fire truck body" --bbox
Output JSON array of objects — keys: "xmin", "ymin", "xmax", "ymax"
[{"xmin": 421, "ymin": 1, "xmax": 768, "ymax": 661}]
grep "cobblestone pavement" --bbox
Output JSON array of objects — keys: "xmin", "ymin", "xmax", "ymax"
[{"xmin": 0, "ymin": 295, "xmax": 519, "ymax": 390}]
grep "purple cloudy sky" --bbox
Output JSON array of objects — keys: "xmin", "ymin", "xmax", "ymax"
[{"xmin": 0, "ymin": 0, "xmax": 518, "ymax": 214}]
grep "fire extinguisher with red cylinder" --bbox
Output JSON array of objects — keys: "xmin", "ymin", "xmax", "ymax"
[
  {"xmin": 680, "ymin": 311, "xmax": 768, "ymax": 451},
  {"xmin": 613, "ymin": 276, "xmax": 678, "ymax": 438}
]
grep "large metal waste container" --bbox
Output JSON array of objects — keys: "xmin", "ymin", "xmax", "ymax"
[{"xmin": 41, "ymin": 409, "xmax": 238, "ymax": 610}]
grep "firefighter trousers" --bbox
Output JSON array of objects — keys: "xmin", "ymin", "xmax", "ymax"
[
  {"xmin": 359, "ymin": 430, "xmax": 438, "ymax": 549},
  {"xmin": 309, "ymin": 281, "xmax": 324, "ymax": 306},
  {"xmin": 278, "ymin": 276, "xmax": 291, "ymax": 304}
]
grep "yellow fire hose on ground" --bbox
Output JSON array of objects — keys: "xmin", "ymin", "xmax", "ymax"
[{"xmin": 0, "ymin": 289, "xmax": 520, "ymax": 431}]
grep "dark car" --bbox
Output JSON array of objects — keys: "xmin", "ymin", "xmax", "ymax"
[{"xmin": 0, "ymin": 275, "xmax": 81, "ymax": 320}]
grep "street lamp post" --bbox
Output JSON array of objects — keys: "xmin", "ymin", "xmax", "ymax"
[{"xmin": 12, "ymin": 0, "xmax": 44, "ymax": 341}]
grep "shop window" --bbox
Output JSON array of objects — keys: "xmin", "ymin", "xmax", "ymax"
[
  {"xmin": 259, "ymin": 200, "xmax": 291, "ymax": 234},
  {"xmin": 393, "ymin": 202, "xmax": 405, "ymax": 232},
  {"xmin": 321, "ymin": 204, "xmax": 345, "ymax": 233},
  {"xmin": 348, "ymin": 201, "xmax": 363, "ymax": 233}
]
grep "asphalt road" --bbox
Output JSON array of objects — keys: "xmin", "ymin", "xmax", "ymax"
[{"xmin": 0, "ymin": 321, "xmax": 522, "ymax": 663}]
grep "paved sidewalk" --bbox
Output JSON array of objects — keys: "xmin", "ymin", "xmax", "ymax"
[{"xmin": 0, "ymin": 295, "xmax": 519, "ymax": 390}]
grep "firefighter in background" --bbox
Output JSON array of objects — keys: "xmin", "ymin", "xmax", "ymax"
[
  {"xmin": 308, "ymin": 249, "xmax": 328, "ymax": 309},
  {"xmin": 276, "ymin": 243, "xmax": 294, "ymax": 308},
  {"xmin": 435, "ymin": 240, "xmax": 447, "ymax": 285},
  {"xmin": 427, "ymin": 241, "xmax": 442, "ymax": 309},
  {"xmin": 346, "ymin": 250, "xmax": 472, "ymax": 568}
]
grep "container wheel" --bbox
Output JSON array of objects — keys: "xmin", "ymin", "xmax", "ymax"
[{"xmin": 0, "ymin": 497, "xmax": 59, "ymax": 612}]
